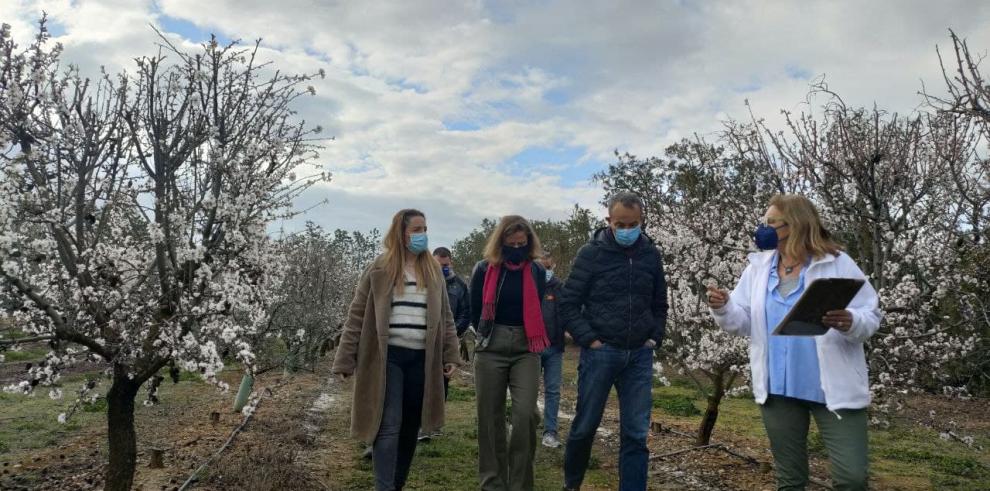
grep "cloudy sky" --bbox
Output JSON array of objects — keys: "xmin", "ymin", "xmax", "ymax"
[{"xmin": 3, "ymin": 0, "xmax": 989, "ymax": 247}]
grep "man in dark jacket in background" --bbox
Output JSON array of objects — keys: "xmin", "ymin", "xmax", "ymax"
[
  {"xmin": 433, "ymin": 247, "xmax": 470, "ymax": 395},
  {"xmin": 434, "ymin": 247, "xmax": 471, "ymax": 337},
  {"xmin": 560, "ymin": 191, "xmax": 668, "ymax": 491},
  {"xmin": 537, "ymin": 252, "xmax": 565, "ymax": 449}
]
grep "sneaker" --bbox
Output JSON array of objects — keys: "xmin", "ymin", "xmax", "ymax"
[
  {"xmin": 542, "ymin": 432, "xmax": 561, "ymax": 448},
  {"xmin": 417, "ymin": 431, "xmax": 431, "ymax": 442},
  {"xmin": 362, "ymin": 446, "xmax": 373, "ymax": 460}
]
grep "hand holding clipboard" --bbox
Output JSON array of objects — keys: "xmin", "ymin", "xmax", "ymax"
[{"xmin": 772, "ymin": 278, "xmax": 865, "ymax": 336}]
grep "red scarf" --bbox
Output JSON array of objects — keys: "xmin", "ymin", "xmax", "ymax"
[{"xmin": 480, "ymin": 260, "xmax": 550, "ymax": 353}]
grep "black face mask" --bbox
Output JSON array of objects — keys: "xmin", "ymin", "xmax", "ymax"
[{"xmin": 501, "ymin": 245, "xmax": 528, "ymax": 264}]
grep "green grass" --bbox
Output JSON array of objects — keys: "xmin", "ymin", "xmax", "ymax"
[
  {"xmin": 870, "ymin": 424, "xmax": 990, "ymax": 490},
  {"xmin": 0, "ymin": 364, "xmax": 240, "ymax": 465},
  {"xmin": 323, "ymin": 348, "xmax": 990, "ymax": 490},
  {"xmin": 176, "ymin": 369, "xmax": 206, "ymax": 383},
  {"xmin": 326, "ymin": 375, "xmax": 618, "ymax": 490},
  {"xmin": 82, "ymin": 396, "xmax": 108, "ymax": 413},
  {"xmin": 653, "ymin": 393, "xmax": 702, "ymax": 417},
  {"xmin": 0, "ymin": 327, "xmax": 29, "ymax": 339},
  {"xmin": 3, "ymin": 342, "xmax": 988, "ymax": 490},
  {"xmin": 668, "ymin": 374, "xmax": 703, "ymax": 391},
  {"xmin": 881, "ymin": 447, "xmax": 986, "ymax": 478},
  {"xmin": 649, "ymin": 383, "xmax": 990, "ymax": 490},
  {"xmin": 807, "ymin": 426, "xmax": 826, "ymax": 456},
  {"xmin": 446, "ymin": 384, "xmax": 475, "ymax": 402},
  {"xmin": 1, "ymin": 346, "xmax": 50, "ymax": 363},
  {"xmin": 424, "ymin": 396, "xmax": 615, "ymax": 490},
  {"xmin": 0, "ymin": 390, "xmax": 96, "ymax": 455},
  {"xmin": 152, "ymin": 366, "xmax": 210, "ymax": 384}
]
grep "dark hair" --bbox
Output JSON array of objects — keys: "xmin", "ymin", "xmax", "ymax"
[
  {"xmin": 607, "ymin": 191, "xmax": 645, "ymax": 214},
  {"xmin": 432, "ymin": 247, "xmax": 452, "ymax": 258}
]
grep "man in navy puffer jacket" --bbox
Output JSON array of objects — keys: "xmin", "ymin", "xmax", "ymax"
[{"xmin": 560, "ymin": 191, "xmax": 668, "ymax": 491}]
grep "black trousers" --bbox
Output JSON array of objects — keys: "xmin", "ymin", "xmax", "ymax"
[{"xmin": 373, "ymin": 346, "xmax": 425, "ymax": 491}]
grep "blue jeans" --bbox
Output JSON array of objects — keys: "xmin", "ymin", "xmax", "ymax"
[
  {"xmin": 540, "ymin": 344, "xmax": 564, "ymax": 435},
  {"xmin": 564, "ymin": 344, "xmax": 653, "ymax": 491},
  {"xmin": 373, "ymin": 346, "xmax": 425, "ymax": 491}
]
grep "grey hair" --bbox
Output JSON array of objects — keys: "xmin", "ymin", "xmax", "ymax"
[{"xmin": 606, "ymin": 191, "xmax": 645, "ymax": 214}]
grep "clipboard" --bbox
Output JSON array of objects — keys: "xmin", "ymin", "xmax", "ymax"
[{"xmin": 771, "ymin": 278, "xmax": 866, "ymax": 336}]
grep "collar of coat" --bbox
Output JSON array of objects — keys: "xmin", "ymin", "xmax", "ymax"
[{"xmin": 746, "ymin": 249, "xmax": 839, "ymax": 270}]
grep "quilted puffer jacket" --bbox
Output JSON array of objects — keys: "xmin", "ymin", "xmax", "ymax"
[{"xmin": 559, "ymin": 227, "xmax": 668, "ymax": 349}]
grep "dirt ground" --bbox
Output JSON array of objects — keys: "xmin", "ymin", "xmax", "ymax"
[{"xmin": 1, "ymin": 343, "xmax": 988, "ymax": 490}]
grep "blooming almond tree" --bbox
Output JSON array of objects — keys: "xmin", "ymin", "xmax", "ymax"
[
  {"xmin": 926, "ymin": 30, "xmax": 990, "ymax": 393},
  {"xmin": 267, "ymin": 223, "xmax": 381, "ymax": 373},
  {"xmin": 727, "ymin": 88, "xmax": 982, "ymax": 416},
  {"xmin": 0, "ymin": 20, "xmax": 326, "ymax": 490}
]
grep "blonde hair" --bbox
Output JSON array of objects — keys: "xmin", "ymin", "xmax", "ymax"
[
  {"xmin": 382, "ymin": 209, "xmax": 442, "ymax": 290},
  {"xmin": 482, "ymin": 215, "xmax": 543, "ymax": 264},
  {"xmin": 769, "ymin": 195, "xmax": 842, "ymax": 260}
]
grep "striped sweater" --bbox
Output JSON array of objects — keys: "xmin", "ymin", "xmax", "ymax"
[{"xmin": 388, "ymin": 272, "xmax": 428, "ymax": 350}]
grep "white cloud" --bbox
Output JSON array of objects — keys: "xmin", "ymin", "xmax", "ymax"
[{"xmin": 5, "ymin": 0, "xmax": 990, "ymax": 248}]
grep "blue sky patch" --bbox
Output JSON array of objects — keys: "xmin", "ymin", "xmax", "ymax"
[
  {"xmin": 46, "ymin": 19, "xmax": 67, "ymax": 37},
  {"xmin": 508, "ymin": 145, "xmax": 604, "ymax": 186},
  {"xmin": 158, "ymin": 14, "xmax": 233, "ymax": 45},
  {"xmin": 387, "ymin": 77, "xmax": 428, "ymax": 94},
  {"xmin": 543, "ymin": 87, "xmax": 571, "ymax": 105},
  {"xmin": 304, "ymin": 47, "xmax": 332, "ymax": 64},
  {"xmin": 442, "ymin": 120, "xmax": 483, "ymax": 131},
  {"xmin": 785, "ymin": 64, "xmax": 813, "ymax": 80}
]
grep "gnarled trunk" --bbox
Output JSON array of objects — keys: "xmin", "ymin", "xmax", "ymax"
[
  {"xmin": 697, "ymin": 392, "xmax": 723, "ymax": 446},
  {"xmin": 696, "ymin": 368, "xmax": 735, "ymax": 446},
  {"xmin": 105, "ymin": 367, "xmax": 141, "ymax": 491}
]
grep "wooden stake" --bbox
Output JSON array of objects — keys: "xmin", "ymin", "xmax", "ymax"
[{"xmin": 148, "ymin": 448, "xmax": 164, "ymax": 469}]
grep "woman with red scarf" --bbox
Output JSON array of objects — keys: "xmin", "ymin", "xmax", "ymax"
[{"xmin": 470, "ymin": 215, "xmax": 550, "ymax": 491}]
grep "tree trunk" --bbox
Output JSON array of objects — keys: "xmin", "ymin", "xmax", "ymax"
[
  {"xmin": 696, "ymin": 393, "xmax": 723, "ymax": 446},
  {"xmin": 105, "ymin": 368, "xmax": 141, "ymax": 491},
  {"xmin": 283, "ymin": 341, "xmax": 300, "ymax": 374},
  {"xmin": 696, "ymin": 370, "xmax": 727, "ymax": 446}
]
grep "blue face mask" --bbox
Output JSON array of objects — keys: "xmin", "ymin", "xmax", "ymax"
[
  {"xmin": 442, "ymin": 265, "xmax": 451, "ymax": 277},
  {"xmin": 753, "ymin": 224, "xmax": 786, "ymax": 250},
  {"xmin": 613, "ymin": 225, "xmax": 641, "ymax": 247},
  {"xmin": 407, "ymin": 233, "xmax": 429, "ymax": 254}
]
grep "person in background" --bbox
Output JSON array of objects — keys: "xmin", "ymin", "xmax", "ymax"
[
  {"xmin": 434, "ymin": 246, "xmax": 471, "ymax": 342},
  {"xmin": 332, "ymin": 209, "xmax": 462, "ymax": 491},
  {"xmin": 471, "ymin": 215, "xmax": 549, "ymax": 491},
  {"xmin": 536, "ymin": 251, "xmax": 565, "ymax": 449},
  {"xmin": 416, "ymin": 247, "xmax": 471, "ymax": 441},
  {"xmin": 708, "ymin": 194, "xmax": 881, "ymax": 491},
  {"xmin": 560, "ymin": 191, "xmax": 668, "ymax": 491}
]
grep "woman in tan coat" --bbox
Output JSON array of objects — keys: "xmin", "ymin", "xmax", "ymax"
[{"xmin": 332, "ymin": 209, "xmax": 462, "ymax": 491}]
